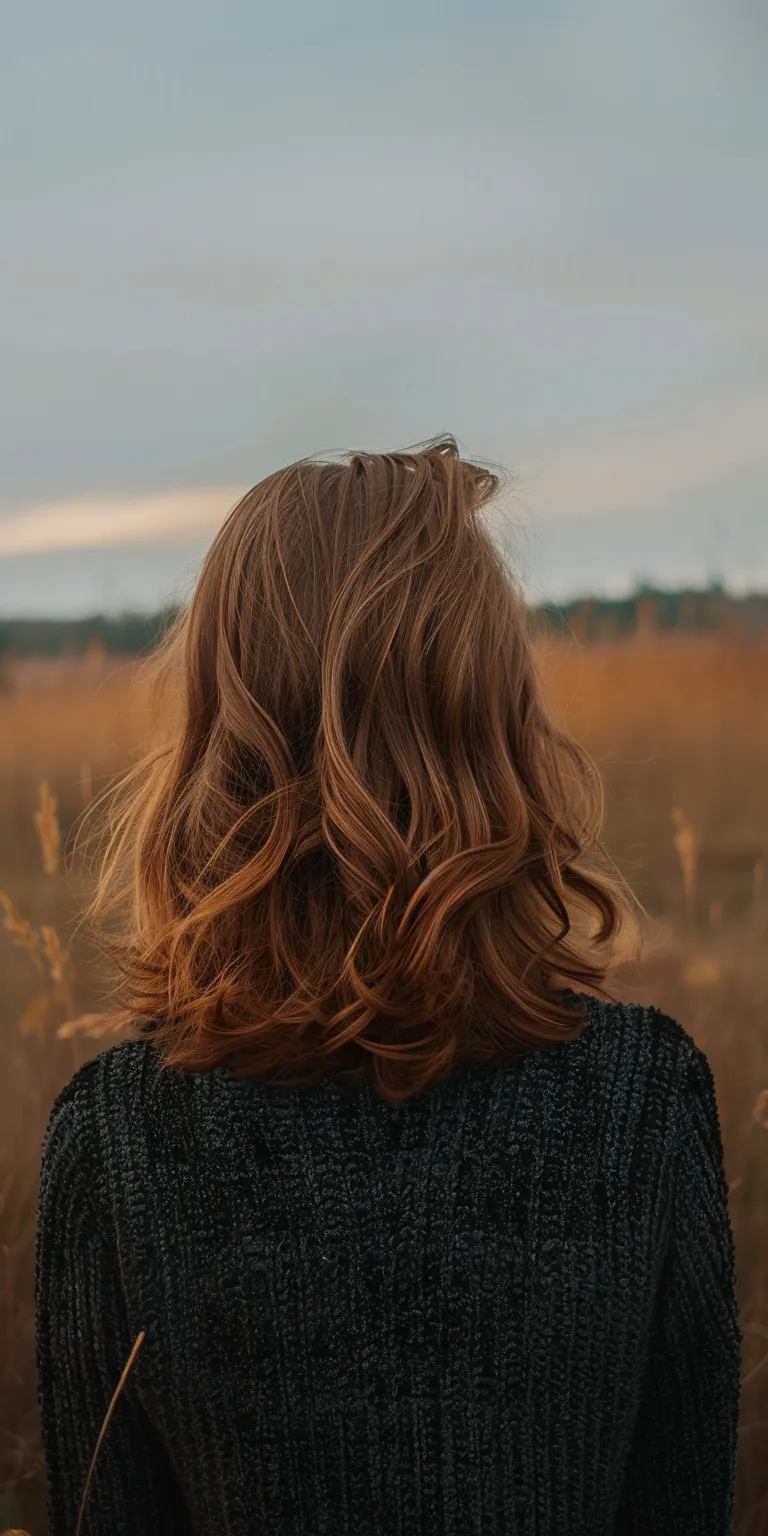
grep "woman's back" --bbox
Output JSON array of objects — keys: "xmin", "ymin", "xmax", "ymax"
[{"xmin": 36, "ymin": 991, "xmax": 741, "ymax": 1535}]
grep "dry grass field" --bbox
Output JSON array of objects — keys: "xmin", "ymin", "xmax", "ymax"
[{"xmin": 1, "ymin": 632, "xmax": 767, "ymax": 1534}]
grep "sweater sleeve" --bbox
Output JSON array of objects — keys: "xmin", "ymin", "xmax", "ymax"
[
  {"xmin": 35, "ymin": 1066, "xmax": 193, "ymax": 1536},
  {"xmin": 614, "ymin": 1035, "xmax": 742, "ymax": 1534}
]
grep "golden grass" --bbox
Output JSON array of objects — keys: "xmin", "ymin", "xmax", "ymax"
[
  {"xmin": 0, "ymin": 634, "xmax": 767, "ymax": 1532},
  {"xmin": 32, "ymin": 787, "xmax": 60, "ymax": 881},
  {"xmin": 0, "ymin": 896, "xmax": 42, "ymax": 972}
]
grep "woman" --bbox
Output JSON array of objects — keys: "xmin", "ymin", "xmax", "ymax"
[{"xmin": 36, "ymin": 438, "xmax": 741, "ymax": 1534}]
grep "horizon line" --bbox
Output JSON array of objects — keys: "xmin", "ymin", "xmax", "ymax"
[{"xmin": 2, "ymin": 576, "xmax": 768, "ymax": 629}]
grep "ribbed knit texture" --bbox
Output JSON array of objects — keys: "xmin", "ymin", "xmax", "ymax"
[{"xmin": 35, "ymin": 991, "xmax": 742, "ymax": 1535}]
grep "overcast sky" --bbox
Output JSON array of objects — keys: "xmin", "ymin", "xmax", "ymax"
[{"xmin": 2, "ymin": 0, "xmax": 766, "ymax": 615}]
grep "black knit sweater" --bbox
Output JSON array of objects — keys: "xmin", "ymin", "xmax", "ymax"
[{"xmin": 35, "ymin": 992, "xmax": 741, "ymax": 1535}]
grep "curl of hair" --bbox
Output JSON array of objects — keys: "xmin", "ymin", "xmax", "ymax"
[{"xmin": 86, "ymin": 436, "xmax": 639, "ymax": 1103}]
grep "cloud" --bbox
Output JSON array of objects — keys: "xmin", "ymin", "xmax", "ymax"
[
  {"xmin": 0, "ymin": 485, "xmax": 246, "ymax": 557},
  {"xmin": 511, "ymin": 395, "xmax": 768, "ymax": 522},
  {"xmin": 2, "ymin": 391, "xmax": 768, "ymax": 559}
]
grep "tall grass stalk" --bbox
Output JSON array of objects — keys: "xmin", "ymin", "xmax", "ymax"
[{"xmin": 73, "ymin": 1332, "xmax": 145, "ymax": 1536}]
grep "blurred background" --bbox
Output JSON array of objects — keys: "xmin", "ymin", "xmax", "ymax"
[{"xmin": 1, "ymin": 1, "xmax": 767, "ymax": 1531}]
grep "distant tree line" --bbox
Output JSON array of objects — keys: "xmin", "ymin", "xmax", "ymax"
[
  {"xmin": 1, "ymin": 583, "xmax": 767, "ymax": 658},
  {"xmin": 0, "ymin": 607, "xmax": 178, "ymax": 659},
  {"xmin": 532, "ymin": 582, "xmax": 768, "ymax": 644}
]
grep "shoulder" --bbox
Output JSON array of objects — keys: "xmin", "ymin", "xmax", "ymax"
[
  {"xmin": 566, "ymin": 989, "xmax": 699, "ymax": 1060},
  {"xmin": 40, "ymin": 1039, "xmax": 168, "ymax": 1177},
  {"xmin": 41, "ymin": 1038, "xmax": 241, "ymax": 1198},
  {"xmin": 546, "ymin": 995, "xmax": 725, "ymax": 1205},
  {"xmin": 44, "ymin": 1038, "xmax": 161, "ymax": 1123},
  {"xmin": 562, "ymin": 990, "xmax": 714, "ymax": 1114},
  {"xmin": 574, "ymin": 999, "xmax": 732, "ymax": 1226}
]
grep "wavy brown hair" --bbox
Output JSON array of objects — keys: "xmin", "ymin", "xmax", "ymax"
[{"xmin": 87, "ymin": 436, "xmax": 638, "ymax": 1102}]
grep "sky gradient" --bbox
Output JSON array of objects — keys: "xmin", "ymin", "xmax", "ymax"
[{"xmin": 2, "ymin": 0, "xmax": 766, "ymax": 615}]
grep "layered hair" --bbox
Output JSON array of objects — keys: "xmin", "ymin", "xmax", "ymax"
[{"xmin": 88, "ymin": 437, "xmax": 637, "ymax": 1102}]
